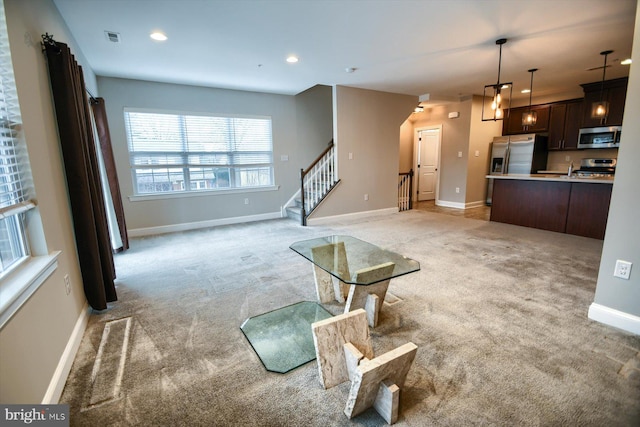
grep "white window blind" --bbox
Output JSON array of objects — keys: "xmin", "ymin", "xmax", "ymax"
[
  {"xmin": 0, "ymin": 2, "xmax": 34, "ymax": 275},
  {"xmin": 124, "ymin": 110, "xmax": 273, "ymax": 194}
]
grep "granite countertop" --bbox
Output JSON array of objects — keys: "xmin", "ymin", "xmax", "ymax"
[{"xmin": 486, "ymin": 174, "xmax": 614, "ymax": 184}]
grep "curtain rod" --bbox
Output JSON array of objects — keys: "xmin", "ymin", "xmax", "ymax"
[{"xmin": 42, "ymin": 33, "xmax": 98, "ymax": 103}]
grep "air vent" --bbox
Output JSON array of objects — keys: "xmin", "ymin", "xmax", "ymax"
[{"xmin": 104, "ymin": 31, "xmax": 121, "ymax": 43}]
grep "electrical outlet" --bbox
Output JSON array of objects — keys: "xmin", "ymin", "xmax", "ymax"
[
  {"xmin": 64, "ymin": 274, "xmax": 71, "ymax": 295},
  {"xmin": 364, "ymin": 194, "xmax": 369, "ymax": 201},
  {"xmin": 244, "ymin": 198, "xmax": 249, "ymax": 205},
  {"xmin": 614, "ymin": 260, "xmax": 632, "ymax": 280},
  {"xmin": 455, "ymin": 187, "xmax": 460, "ymax": 193},
  {"xmin": 565, "ymin": 155, "xmax": 571, "ymax": 162}
]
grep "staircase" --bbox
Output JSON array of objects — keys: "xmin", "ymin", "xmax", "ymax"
[
  {"xmin": 285, "ymin": 140, "xmax": 340, "ymax": 225},
  {"xmin": 285, "ymin": 197, "xmax": 305, "ymax": 223},
  {"xmin": 398, "ymin": 169, "xmax": 413, "ymax": 212}
]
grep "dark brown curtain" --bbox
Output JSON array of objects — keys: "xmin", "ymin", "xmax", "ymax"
[
  {"xmin": 91, "ymin": 98, "xmax": 129, "ymax": 252},
  {"xmin": 43, "ymin": 39, "xmax": 117, "ymax": 310}
]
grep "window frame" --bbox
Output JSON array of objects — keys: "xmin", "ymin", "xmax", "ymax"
[
  {"xmin": 0, "ymin": 0, "xmax": 59, "ymax": 329},
  {"xmin": 123, "ymin": 108, "xmax": 275, "ymax": 198}
]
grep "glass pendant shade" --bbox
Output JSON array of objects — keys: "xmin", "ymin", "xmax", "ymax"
[
  {"xmin": 522, "ymin": 110, "xmax": 537, "ymax": 126},
  {"xmin": 590, "ymin": 50, "xmax": 613, "ymax": 120},
  {"xmin": 482, "ymin": 39, "xmax": 512, "ymax": 121},
  {"xmin": 591, "ymin": 101, "xmax": 609, "ymax": 119},
  {"xmin": 482, "ymin": 83, "xmax": 512, "ymax": 121}
]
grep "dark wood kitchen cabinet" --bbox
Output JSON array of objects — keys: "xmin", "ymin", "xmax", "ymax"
[
  {"xmin": 548, "ymin": 99, "xmax": 583, "ymax": 150},
  {"xmin": 503, "ymin": 105, "xmax": 550, "ymax": 135},
  {"xmin": 580, "ymin": 77, "xmax": 628, "ymax": 128},
  {"xmin": 490, "ymin": 179, "xmax": 571, "ymax": 233},
  {"xmin": 565, "ymin": 183, "xmax": 612, "ymax": 239},
  {"xmin": 490, "ymin": 177, "xmax": 613, "ymax": 239}
]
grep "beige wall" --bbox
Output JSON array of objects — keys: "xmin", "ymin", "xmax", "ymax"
[
  {"xmin": 399, "ymin": 119, "xmax": 414, "ymax": 173},
  {"xmin": 592, "ymin": 4, "xmax": 640, "ymax": 325},
  {"xmin": 1, "ymin": 0, "xmax": 92, "ymax": 403},
  {"xmin": 467, "ymin": 96, "xmax": 503, "ymax": 205},
  {"xmin": 295, "ymin": 84, "xmax": 334, "ymax": 165},
  {"xmin": 403, "ymin": 98, "xmax": 501, "ymax": 206},
  {"xmin": 312, "ymin": 86, "xmax": 416, "ymax": 218},
  {"xmin": 409, "ymin": 101, "xmax": 471, "ymax": 205},
  {"xmin": 98, "ymin": 77, "xmax": 331, "ymax": 232}
]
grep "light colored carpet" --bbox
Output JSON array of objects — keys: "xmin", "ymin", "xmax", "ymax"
[{"xmin": 60, "ymin": 210, "xmax": 640, "ymax": 426}]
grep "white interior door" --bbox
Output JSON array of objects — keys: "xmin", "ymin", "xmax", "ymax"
[{"xmin": 416, "ymin": 128, "xmax": 440, "ymax": 201}]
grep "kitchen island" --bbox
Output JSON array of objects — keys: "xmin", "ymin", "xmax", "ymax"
[{"xmin": 487, "ymin": 174, "xmax": 613, "ymax": 239}]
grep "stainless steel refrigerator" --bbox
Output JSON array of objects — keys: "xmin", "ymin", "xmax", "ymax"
[{"xmin": 486, "ymin": 134, "xmax": 548, "ymax": 205}]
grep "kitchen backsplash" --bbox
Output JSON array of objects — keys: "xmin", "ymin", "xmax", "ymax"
[{"xmin": 546, "ymin": 148, "xmax": 618, "ymax": 172}]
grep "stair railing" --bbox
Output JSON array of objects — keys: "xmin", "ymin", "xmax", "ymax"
[
  {"xmin": 300, "ymin": 140, "xmax": 339, "ymax": 225},
  {"xmin": 398, "ymin": 169, "xmax": 413, "ymax": 212}
]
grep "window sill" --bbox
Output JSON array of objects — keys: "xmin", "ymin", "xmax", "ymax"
[
  {"xmin": 0, "ymin": 252, "xmax": 61, "ymax": 330},
  {"xmin": 128, "ymin": 185, "xmax": 280, "ymax": 202}
]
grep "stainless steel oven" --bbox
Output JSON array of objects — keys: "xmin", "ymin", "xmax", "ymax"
[{"xmin": 578, "ymin": 126, "xmax": 621, "ymax": 149}]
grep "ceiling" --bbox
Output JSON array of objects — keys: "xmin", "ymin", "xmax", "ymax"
[{"xmin": 52, "ymin": 0, "xmax": 637, "ymax": 105}]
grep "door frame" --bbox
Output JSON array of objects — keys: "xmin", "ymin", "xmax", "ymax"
[{"xmin": 413, "ymin": 125, "xmax": 443, "ymax": 203}]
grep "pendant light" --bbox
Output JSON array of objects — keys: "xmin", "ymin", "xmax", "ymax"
[
  {"xmin": 522, "ymin": 68, "xmax": 538, "ymax": 127},
  {"xmin": 591, "ymin": 50, "xmax": 613, "ymax": 121},
  {"xmin": 482, "ymin": 38, "xmax": 512, "ymax": 121}
]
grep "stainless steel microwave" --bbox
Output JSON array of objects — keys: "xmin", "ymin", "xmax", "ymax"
[{"xmin": 578, "ymin": 126, "xmax": 621, "ymax": 149}]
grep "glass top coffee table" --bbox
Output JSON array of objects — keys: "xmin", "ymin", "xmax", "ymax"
[
  {"xmin": 290, "ymin": 235, "xmax": 420, "ymax": 327},
  {"xmin": 241, "ymin": 236, "xmax": 420, "ymax": 373},
  {"xmin": 290, "ymin": 235, "xmax": 420, "ymax": 285},
  {"xmin": 241, "ymin": 301, "xmax": 332, "ymax": 373}
]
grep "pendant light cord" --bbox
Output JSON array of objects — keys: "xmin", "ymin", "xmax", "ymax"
[
  {"xmin": 528, "ymin": 70, "xmax": 534, "ymax": 114},
  {"xmin": 599, "ymin": 50, "xmax": 613, "ymax": 102},
  {"xmin": 497, "ymin": 43, "xmax": 502, "ymax": 85}
]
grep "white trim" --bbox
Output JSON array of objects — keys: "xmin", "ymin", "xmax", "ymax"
[
  {"xmin": 123, "ymin": 106, "xmax": 272, "ymax": 121},
  {"xmin": 588, "ymin": 302, "xmax": 640, "ymax": 335},
  {"xmin": 0, "ymin": 252, "xmax": 61, "ymax": 330},
  {"xmin": 128, "ymin": 211, "xmax": 282, "ymax": 237},
  {"xmin": 433, "ymin": 200, "xmax": 487, "ymax": 210},
  {"xmin": 465, "ymin": 200, "xmax": 487, "ymax": 209},
  {"xmin": 42, "ymin": 303, "xmax": 91, "ymax": 404},
  {"xmin": 306, "ymin": 207, "xmax": 399, "ymax": 226},
  {"xmin": 435, "ymin": 200, "xmax": 466, "ymax": 209},
  {"xmin": 413, "ymin": 124, "xmax": 443, "ymax": 203},
  {"xmin": 282, "ymin": 188, "xmax": 301, "ymax": 216},
  {"xmin": 128, "ymin": 185, "xmax": 279, "ymax": 202}
]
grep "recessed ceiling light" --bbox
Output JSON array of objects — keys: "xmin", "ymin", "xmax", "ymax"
[
  {"xmin": 286, "ymin": 55, "xmax": 299, "ymax": 63},
  {"xmin": 150, "ymin": 32, "xmax": 167, "ymax": 41},
  {"xmin": 621, "ymin": 58, "xmax": 632, "ymax": 65},
  {"xmin": 521, "ymin": 89, "xmax": 531, "ymax": 94}
]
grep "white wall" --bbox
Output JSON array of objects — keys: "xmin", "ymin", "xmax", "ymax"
[
  {"xmin": 311, "ymin": 86, "xmax": 416, "ymax": 218},
  {"xmin": 590, "ymin": 4, "xmax": 640, "ymax": 334},
  {"xmin": 0, "ymin": 0, "xmax": 92, "ymax": 403},
  {"xmin": 98, "ymin": 77, "xmax": 331, "ymax": 233}
]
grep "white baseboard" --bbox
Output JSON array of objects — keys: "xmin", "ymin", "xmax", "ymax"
[
  {"xmin": 435, "ymin": 200, "xmax": 487, "ymax": 210},
  {"xmin": 465, "ymin": 200, "xmax": 487, "ymax": 209},
  {"xmin": 128, "ymin": 212, "xmax": 282, "ymax": 237},
  {"xmin": 307, "ymin": 207, "xmax": 399, "ymax": 226},
  {"xmin": 435, "ymin": 200, "xmax": 465, "ymax": 209},
  {"xmin": 42, "ymin": 303, "xmax": 91, "ymax": 404},
  {"xmin": 588, "ymin": 303, "xmax": 640, "ymax": 335}
]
